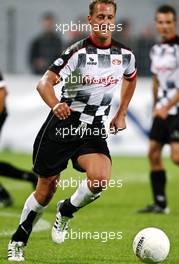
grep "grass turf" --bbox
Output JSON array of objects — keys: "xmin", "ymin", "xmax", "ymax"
[{"xmin": 0, "ymin": 151, "xmax": 179, "ymax": 263}]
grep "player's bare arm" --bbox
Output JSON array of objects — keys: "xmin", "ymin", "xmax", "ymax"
[
  {"xmin": 152, "ymin": 74, "xmax": 159, "ymax": 106},
  {"xmin": 0, "ymin": 87, "xmax": 7, "ymax": 113},
  {"xmin": 110, "ymin": 78, "xmax": 136, "ymax": 133},
  {"xmin": 37, "ymin": 70, "xmax": 73, "ymax": 119}
]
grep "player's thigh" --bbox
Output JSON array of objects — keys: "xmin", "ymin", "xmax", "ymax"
[
  {"xmin": 170, "ymin": 142, "xmax": 179, "ymax": 165},
  {"xmin": 77, "ymin": 153, "xmax": 111, "ymax": 182}
]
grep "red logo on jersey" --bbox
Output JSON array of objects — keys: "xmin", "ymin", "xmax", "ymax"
[
  {"xmin": 83, "ymin": 75, "xmax": 120, "ymax": 87},
  {"xmin": 112, "ymin": 59, "xmax": 121, "ymax": 65}
]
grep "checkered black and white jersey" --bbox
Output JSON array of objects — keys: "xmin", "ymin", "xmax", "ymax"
[
  {"xmin": 49, "ymin": 36, "xmax": 137, "ymax": 124},
  {"xmin": 150, "ymin": 36, "xmax": 179, "ymax": 115}
]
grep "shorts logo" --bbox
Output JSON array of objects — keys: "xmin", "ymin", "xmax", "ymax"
[
  {"xmin": 112, "ymin": 59, "xmax": 121, "ymax": 65},
  {"xmin": 54, "ymin": 58, "xmax": 64, "ymax": 66},
  {"xmin": 171, "ymin": 130, "xmax": 179, "ymax": 139}
]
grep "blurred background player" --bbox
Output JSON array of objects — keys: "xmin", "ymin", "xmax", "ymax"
[
  {"xmin": 7, "ymin": 0, "xmax": 137, "ymax": 261},
  {"xmin": 138, "ymin": 5, "xmax": 179, "ymax": 214},
  {"xmin": 113, "ymin": 19, "xmax": 155, "ymax": 77},
  {"xmin": 65, "ymin": 16, "xmax": 89, "ymax": 47},
  {"xmin": 0, "ymin": 71, "xmax": 37, "ymax": 207},
  {"xmin": 29, "ymin": 12, "xmax": 63, "ymax": 74}
]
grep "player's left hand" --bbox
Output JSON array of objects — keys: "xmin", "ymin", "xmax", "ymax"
[
  {"xmin": 154, "ymin": 106, "xmax": 169, "ymax": 119},
  {"xmin": 109, "ymin": 114, "xmax": 126, "ymax": 134}
]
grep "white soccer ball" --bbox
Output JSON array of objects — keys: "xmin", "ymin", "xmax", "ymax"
[{"xmin": 133, "ymin": 227, "xmax": 170, "ymax": 263}]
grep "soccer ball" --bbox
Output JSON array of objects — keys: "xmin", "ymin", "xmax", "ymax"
[{"xmin": 133, "ymin": 227, "xmax": 170, "ymax": 263}]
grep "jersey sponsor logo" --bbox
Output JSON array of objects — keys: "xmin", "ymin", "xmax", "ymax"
[
  {"xmin": 54, "ymin": 58, "xmax": 64, "ymax": 66},
  {"xmin": 87, "ymin": 57, "xmax": 97, "ymax": 65},
  {"xmin": 83, "ymin": 75, "xmax": 120, "ymax": 87},
  {"xmin": 112, "ymin": 59, "xmax": 121, "ymax": 65},
  {"xmin": 156, "ymin": 66, "xmax": 176, "ymax": 72},
  {"xmin": 165, "ymin": 50, "xmax": 175, "ymax": 55}
]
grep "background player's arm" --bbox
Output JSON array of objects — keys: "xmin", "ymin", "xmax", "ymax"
[
  {"xmin": 0, "ymin": 87, "xmax": 7, "ymax": 113},
  {"xmin": 110, "ymin": 78, "xmax": 136, "ymax": 133},
  {"xmin": 154, "ymin": 89, "xmax": 179, "ymax": 119},
  {"xmin": 153, "ymin": 70, "xmax": 179, "ymax": 119},
  {"xmin": 36, "ymin": 70, "xmax": 73, "ymax": 119},
  {"xmin": 166, "ymin": 90, "xmax": 179, "ymax": 109},
  {"xmin": 152, "ymin": 74, "xmax": 159, "ymax": 106}
]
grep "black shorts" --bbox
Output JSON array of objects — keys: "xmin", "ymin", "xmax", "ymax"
[
  {"xmin": 149, "ymin": 115, "xmax": 179, "ymax": 144},
  {"xmin": 33, "ymin": 111, "xmax": 111, "ymax": 177}
]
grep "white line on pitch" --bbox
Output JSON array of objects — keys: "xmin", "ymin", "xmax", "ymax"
[{"xmin": 0, "ymin": 212, "xmax": 51, "ymax": 236}]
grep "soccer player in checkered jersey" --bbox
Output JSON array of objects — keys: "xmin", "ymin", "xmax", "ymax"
[
  {"xmin": 8, "ymin": 0, "xmax": 137, "ymax": 260},
  {"xmin": 138, "ymin": 5, "xmax": 179, "ymax": 214},
  {"xmin": 0, "ymin": 71, "xmax": 37, "ymax": 207}
]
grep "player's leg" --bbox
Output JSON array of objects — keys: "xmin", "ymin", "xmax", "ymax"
[
  {"xmin": 170, "ymin": 143, "xmax": 179, "ymax": 165},
  {"xmin": 169, "ymin": 113, "xmax": 179, "ymax": 165},
  {"xmin": 77, "ymin": 153, "xmax": 111, "ymax": 192},
  {"xmin": 138, "ymin": 115, "xmax": 170, "ymax": 213},
  {"xmin": 0, "ymin": 162, "xmax": 37, "ymax": 188},
  {"xmin": 52, "ymin": 153, "xmax": 111, "ymax": 244},
  {"xmin": 70, "ymin": 153, "xmax": 111, "ymax": 209},
  {"xmin": 8, "ymin": 174, "xmax": 59, "ymax": 261},
  {"xmin": 0, "ymin": 109, "xmax": 13, "ymax": 207},
  {"xmin": 0, "ymin": 183, "xmax": 13, "ymax": 207},
  {"xmin": 138, "ymin": 140, "xmax": 169, "ymax": 213},
  {"xmin": 148, "ymin": 140, "xmax": 168, "ymax": 208}
]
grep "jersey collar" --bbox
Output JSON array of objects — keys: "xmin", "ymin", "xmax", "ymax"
[
  {"xmin": 162, "ymin": 35, "xmax": 178, "ymax": 44},
  {"xmin": 88, "ymin": 35, "xmax": 112, "ymax": 49}
]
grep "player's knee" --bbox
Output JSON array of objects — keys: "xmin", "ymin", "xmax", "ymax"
[
  {"xmin": 171, "ymin": 153, "xmax": 179, "ymax": 166},
  {"xmin": 148, "ymin": 148, "xmax": 161, "ymax": 165},
  {"xmin": 88, "ymin": 169, "xmax": 110, "ymax": 191},
  {"xmin": 35, "ymin": 191, "xmax": 53, "ymax": 205}
]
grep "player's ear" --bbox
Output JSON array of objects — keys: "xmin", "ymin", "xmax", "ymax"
[{"xmin": 88, "ymin": 15, "xmax": 92, "ymax": 25}]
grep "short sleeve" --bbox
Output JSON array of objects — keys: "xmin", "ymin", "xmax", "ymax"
[
  {"xmin": 123, "ymin": 53, "xmax": 137, "ymax": 81},
  {"xmin": 150, "ymin": 47, "xmax": 157, "ymax": 75},
  {"xmin": 48, "ymin": 46, "xmax": 78, "ymax": 80}
]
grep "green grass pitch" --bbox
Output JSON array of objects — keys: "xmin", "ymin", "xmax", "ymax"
[{"xmin": 0, "ymin": 151, "xmax": 179, "ymax": 263}]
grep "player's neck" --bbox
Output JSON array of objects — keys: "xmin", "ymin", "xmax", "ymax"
[
  {"xmin": 161, "ymin": 33, "xmax": 177, "ymax": 43},
  {"xmin": 89, "ymin": 34, "xmax": 112, "ymax": 48}
]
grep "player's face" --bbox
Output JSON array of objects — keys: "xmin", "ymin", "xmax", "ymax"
[
  {"xmin": 42, "ymin": 18, "xmax": 55, "ymax": 33},
  {"xmin": 156, "ymin": 12, "xmax": 176, "ymax": 41},
  {"xmin": 88, "ymin": 3, "xmax": 116, "ymax": 41}
]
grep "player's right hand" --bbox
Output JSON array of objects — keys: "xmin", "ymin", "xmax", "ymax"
[{"xmin": 52, "ymin": 102, "xmax": 74, "ymax": 120}]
